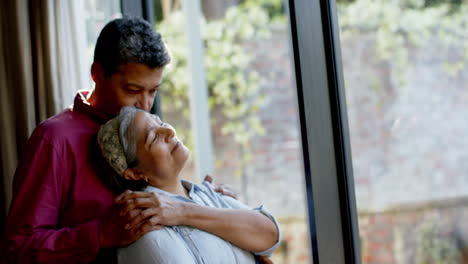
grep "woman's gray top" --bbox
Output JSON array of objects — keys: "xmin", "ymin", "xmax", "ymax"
[{"xmin": 118, "ymin": 180, "xmax": 282, "ymax": 264}]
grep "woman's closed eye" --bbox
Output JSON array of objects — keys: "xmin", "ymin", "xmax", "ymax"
[
  {"xmin": 145, "ymin": 127, "xmax": 157, "ymax": 146},
  {"xmin": 151, "ymin": 131, "xmax": 158, "ymax": 145}
]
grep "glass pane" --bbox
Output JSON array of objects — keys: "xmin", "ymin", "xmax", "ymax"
[
  {"xmin": 83, "ymin": 0, "xmax": 122, "ymax": 86},
  {"xmin": 337, "ymin": 1, "xmax": 468, "ymax": 263},
  {"xmin": 156, "ymin": 0, "xmax": 312, "ymax": 263}
]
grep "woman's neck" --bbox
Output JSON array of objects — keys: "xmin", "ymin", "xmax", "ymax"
[{"xmin": 148, "ymin": 178, "xmax": 189, "ymax": 198}]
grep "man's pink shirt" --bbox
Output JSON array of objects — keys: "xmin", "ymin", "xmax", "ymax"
[{"xmin": 1, "ymin": 91, "xmax": 116, "ymax": 263}]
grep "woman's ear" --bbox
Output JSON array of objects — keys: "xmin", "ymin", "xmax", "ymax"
[{"xmin": 123, "ymin": 168, "xmax": 144, "ymax": 181}]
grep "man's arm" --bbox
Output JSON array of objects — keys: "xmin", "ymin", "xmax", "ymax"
[
  {"xmin": 1, "ymin": 135, "xmax": 100, "ymax": 263},
  {"xmin": 1, "ymin": 135, "xmax": 154, "ymax": 263},
  {"xmin": 118, "ymin": 190, "xmax": 280, "ymax": 253}
]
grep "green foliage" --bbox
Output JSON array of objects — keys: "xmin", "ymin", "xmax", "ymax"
[
  {"xmin": 338, "ymin": 0, "xmax": 464, "ymax": 10},
  {"xmin": 240, "ymin": 0, "xmax": 286, "ymax": 23},
  {"xmin": 338, "ymin": 0, "xmax": 468, "ymax": 88},
  {"xmin": 157, "ymin": 4, "xmax": 273, "ymax": 153},
  {"xmin": 415, "ymin": 220, "xmax": 461, "ymax": 264}
]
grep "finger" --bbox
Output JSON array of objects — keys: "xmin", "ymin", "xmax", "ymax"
[
  {"xmin": 134, "ymin": 216, "xmax": 162, "ymax": 235},
  {"xmin": 213, "ymin": 184, "xmax": 224, "ymax": 192},
  {"xmin": 121, "ymin": 197, "xmax": 161, "ymax": 216},
  {"xmin": 137, "ymin": 224, "xmax": 162, "ymax": 238},
  {"xmin": 116, "ymin": 191, "xmax": 155, "ymax": 204},
  {"xmin": 115, "ymin": 189, "xmax": 132, "ymax": 202},
  {"xmin": 126, "ymin": 222, "xmax": 161, "ymax": 243},
  {"xmin": 127, "ymin": 208, "xmax": 142, "ymax": 219},
  {"xmin": 221, "ymin": 189, "xmax": 238, "ymax": 199},
  {"xmin": 204, "ymin": 174, "xmax": 213, "ymax": 183},
  {"xmin": 257, "ymin": 256, "xmax": 273, "ymax": 264},
  {"xmin": 126, "ymin": 208, "xmax": 159, "ymax": 229},
  {"xmin": 219, "ymin": 185, "xmax": 235, "ymax": 194},
  {"xmin": 215, "ymin": 185, "xmax": 238, "ymax": 199}
]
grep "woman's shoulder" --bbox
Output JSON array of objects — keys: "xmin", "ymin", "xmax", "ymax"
[{"xmin": 118, "ymin": 227, "xmax": 196, "ymax": 264}]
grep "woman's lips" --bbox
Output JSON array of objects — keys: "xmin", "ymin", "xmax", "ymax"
[{"xmin": 171, "ymin": 141, "xmax": 180, "ymax": 154}]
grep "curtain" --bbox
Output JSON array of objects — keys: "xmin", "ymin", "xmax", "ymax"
[
  {"xmin": 0, "ymin": 0, "xmax": 89, "ymax": 233},
  {"xmin": 0, "ymin": 0, "xmax": 36, "ymax": 233},
  {"xmin": 31, "ymin": 0, "xmax": 89, "ymax": 120}
]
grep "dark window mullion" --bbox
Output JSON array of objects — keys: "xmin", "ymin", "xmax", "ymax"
[
  {"xmin": 288, "ymin": 0, "xmax": 360, "ymax": 263},
  {"xmin": 321, "ymin": 0, "xmax": 361, "ymax": 263}
]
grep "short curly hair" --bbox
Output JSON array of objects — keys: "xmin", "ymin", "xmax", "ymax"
[{"xmin": 93, "ymin": 17, "xmax": 171, "ymax": 77}]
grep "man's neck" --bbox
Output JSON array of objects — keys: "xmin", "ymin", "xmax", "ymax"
[
  {"xmin": 85, "ymin": 90, "xmax": 116, "ymax": 118},
  {"xmin": 86, "ymin": 90, "xmax": 97, "ymax": 106}
]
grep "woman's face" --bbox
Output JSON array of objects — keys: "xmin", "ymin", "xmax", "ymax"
[{"xmin": 131, "ymin": 111, "xmax": 189, "ymax": 182}]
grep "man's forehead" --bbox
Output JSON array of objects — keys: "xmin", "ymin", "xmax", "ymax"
[{"xmin": 117, "ymin": 63, "xmax": 163, "ymax": 77}]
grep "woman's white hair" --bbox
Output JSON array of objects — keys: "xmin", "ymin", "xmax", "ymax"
[{"xmin": 117, "ymin": 106, "xmax": 143, "ymax": 167}]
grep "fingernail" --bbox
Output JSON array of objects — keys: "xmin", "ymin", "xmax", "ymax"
[{"xmin": 125, "ymin": 224, "xmax": 130, "ymax": 229}]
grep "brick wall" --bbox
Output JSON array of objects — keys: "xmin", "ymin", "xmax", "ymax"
[
  {"xmin": 185, "ymin": 24, "xmax": 468, "ymax": 263},
  {"xmin": 359, "ymin": 197, "xmax": 468, "ymax": 264}
]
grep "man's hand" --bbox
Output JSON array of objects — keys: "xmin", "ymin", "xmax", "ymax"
[
  {"xmin": 257, "ymin": 256, "xmax": 274, "ymax": 264},
  {"xmin": 99, "ymin": 190, "xmax": 186, "ymax": 248},
  {"xmin": 116, "ymin": 190, "xmax": 186, "ymax": 230},
  {"xmin": 204, "ymin": 174, "xmax": 238, "ymax": 199},
  {"xmin": 98, "ymin": 190, "xmax": 163, "ymax": 248}
]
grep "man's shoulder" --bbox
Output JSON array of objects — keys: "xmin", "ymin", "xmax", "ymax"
[{"xmin": 32, "ymin": 108, "xmax": 99, "ymax": 142}]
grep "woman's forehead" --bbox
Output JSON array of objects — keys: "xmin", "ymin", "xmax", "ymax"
[{"xmin": 133, "ymin": 111, "xmax": 164, "ymax": 135}]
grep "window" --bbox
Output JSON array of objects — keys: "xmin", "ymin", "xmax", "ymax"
[
  {"xmin": 337, "ymin": 0, "xmax": 468, "ymax": 263},
  {"xmin": 154, "ymin": 0, "xmax": 312, "ymax": 263},
  {"xmin": 83, "ymin": 0, "xmax": 122, "ymax": 86}
]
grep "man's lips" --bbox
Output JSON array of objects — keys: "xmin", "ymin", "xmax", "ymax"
[{"xmin": 171, "ymin": 141, "xmax": 180, "ymax": 154}]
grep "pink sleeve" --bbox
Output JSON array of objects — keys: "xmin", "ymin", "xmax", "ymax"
[{"xmin": 1, "ymin": 135, "xmax": 101, "ymax": 263}]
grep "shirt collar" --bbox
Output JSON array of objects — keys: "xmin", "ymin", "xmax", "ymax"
[
  {"xmin": 72, "ymin": 89, "xmax": 113, "ymax": 125},
  {"xmin": 144, "ymin": 180, "xmax": 197, "ymax": 202}
]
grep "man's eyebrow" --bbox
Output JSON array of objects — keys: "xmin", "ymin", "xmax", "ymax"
[{"xmin": 126, "ymin": 82, "xmax": 162, "ymax": 89}]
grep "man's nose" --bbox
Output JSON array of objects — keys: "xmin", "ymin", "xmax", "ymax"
[{"xmin": 136, "ymin": 93, "xmax": 153, "ymax": 111}]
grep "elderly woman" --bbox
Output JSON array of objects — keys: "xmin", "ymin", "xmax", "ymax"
[{"xmin": 97, "ymin": 106, "xmax": 281, "ymax": 264}]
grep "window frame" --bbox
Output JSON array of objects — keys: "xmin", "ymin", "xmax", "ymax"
[{"xmin": 287, "ymin": 0, "xmax": 361, "ymax": 263}]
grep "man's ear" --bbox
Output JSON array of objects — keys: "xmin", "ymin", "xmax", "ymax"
[
  {"xmin": 123, "ymin": 168, "xmax": 144, "ymax": 181},
  {"xmin": 91, "ymin": 62, "xmax": 104, "ymax": 82}
]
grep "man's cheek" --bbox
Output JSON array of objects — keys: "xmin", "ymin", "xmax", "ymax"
[{"xmin": 119, "ymin": 96, "xmax": 137, "ymax": 108}]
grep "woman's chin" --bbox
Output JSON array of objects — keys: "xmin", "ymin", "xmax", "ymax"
[
  {"xmin": 180, "ymin": 144, "xmax": 190, "ymax": 158},
  {"xmin": 174, "ymin": 145, "xmax": 190, "ymax": 167}
]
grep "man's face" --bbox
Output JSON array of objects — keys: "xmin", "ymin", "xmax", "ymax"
[{"xmin": 93, "ymin": 63, "xmax": 163, "ymax": 116}]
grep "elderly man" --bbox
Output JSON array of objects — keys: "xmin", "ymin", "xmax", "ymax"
[{"xmin": 1, "ymin": 17, "xmax": 276, "ymax": 263}]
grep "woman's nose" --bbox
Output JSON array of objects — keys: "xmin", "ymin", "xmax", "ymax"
[{"xmin": 157, "ymin": 126, "xmax": 176, "ymax": 142}]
